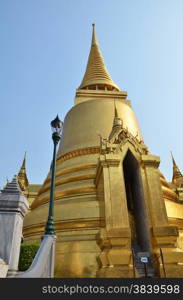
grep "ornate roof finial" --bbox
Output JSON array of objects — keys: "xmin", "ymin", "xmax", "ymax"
[
  {"xmin": 22, "ymin": 151, "xmax": 26, "ymax": 169},
  {"xmin": 114, "ymin": 100, "xmax": 118, "ymax": 118},
  {"xmin": 171, "ymin": 151, "xmax": 183, "ymax": 185},
  {"xmin": 91, "ymin": 23, "xmax": 97, "ymax": 45},
  {"xmin": 112, "ymin": 100, "xmax": 122, "ymax": 129},
  {"xmin": 17, "ymin": 152, "xmax": 29, "ymax": 192},
  {"xmin": 171, "ymin": 151, "xmax": 176, "ymax": 166},
  {"xmin": 79, "ymin": 24, "xmax": 120, "ymax": 91}
]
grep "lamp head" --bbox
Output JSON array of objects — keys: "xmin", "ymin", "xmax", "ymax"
[{"xmin": 51, "ymin": 115, "xmax": 63, "ymax": 135}]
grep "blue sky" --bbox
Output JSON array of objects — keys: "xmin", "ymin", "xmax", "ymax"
[{"xmin": 0, "ymin": 0, "xmax": 183, "ymax": 188}]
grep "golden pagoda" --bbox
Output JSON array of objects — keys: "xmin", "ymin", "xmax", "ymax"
[{"xmin": 23, "ymin": 25, "xmax": 183, "ymax": 278}]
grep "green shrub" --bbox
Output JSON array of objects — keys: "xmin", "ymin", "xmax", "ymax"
[{"xmin": 18, "ymin": 242, "xmax": 40, "ymax": 271}]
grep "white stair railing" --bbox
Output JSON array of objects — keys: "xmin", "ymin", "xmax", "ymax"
[{"xmin": 15, "ymin": 235, "xmax": 56, "ymax": 278}]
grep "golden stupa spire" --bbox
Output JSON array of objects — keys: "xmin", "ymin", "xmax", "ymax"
[
  {"xmin": 171, "ymin": 151, "xmax": 183, "ymax": 184},
  {"xmin": 79, "ymin": 24, "xmax": 120, "ymax": 91},
  {"xmin": 17, "ymin": 152, "xmax": 29, "ymax": 192}
]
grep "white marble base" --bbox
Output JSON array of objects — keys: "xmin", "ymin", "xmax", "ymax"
[
  {"xmin": 0, "ymin": 212, "xmax": 23, "ymax": 271},
  {"xmin": 0, "ymin": 259, "xmax": 8, "ymax": 278}
]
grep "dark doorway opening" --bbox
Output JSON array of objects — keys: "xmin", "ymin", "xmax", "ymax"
[{"xmin": 123, "ymin": 150, "xmax": 156, "ymax": 277}]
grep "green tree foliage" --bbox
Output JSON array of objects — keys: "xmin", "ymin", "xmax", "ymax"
[{"xmin": 18, "ymin": 242, "xmax": 40, "ymax": 271}]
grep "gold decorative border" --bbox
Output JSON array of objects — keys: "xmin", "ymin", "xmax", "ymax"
[
  {"xmin": 53, "ymin": 164, "xmax": 97, "ymax": 178},
  {"xmin": 40, "ymin": 174, "xmax": 95, "ymax": 195},
  {"xmin": 31, "ymin": 186, "xmax": 96, "ymax": 209},
  {"xmin": 57, "ymin": 147, "xmax": 100, "ymax": 163},
  {"xmin": 23, "ymin": 218, "xmax": 105, "ymax": 237},
  {"xmin": 38, "ymin": 163, "xmax": 97, "ymax": 195}
]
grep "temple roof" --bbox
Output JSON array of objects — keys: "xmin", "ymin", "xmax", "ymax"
[{"xmin": 79, "ymin": 24, "xmax": 120, "ymax": 91}]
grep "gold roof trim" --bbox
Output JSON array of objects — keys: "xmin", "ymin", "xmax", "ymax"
[{"xmin": 79, "ymin": 24, "xmax": 120, "ymax": 91}]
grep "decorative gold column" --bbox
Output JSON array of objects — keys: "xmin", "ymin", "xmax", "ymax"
[
  {"xmin": 95, "ymin": 153, "xmax": 133, "ymax": 278},
  {"xmin": 142, "ymin": 154, "xmax": 183, "ymax": 277},
  {"xmin": 142, "ymin": 155, "xmax": 169, "ymax": 228}
]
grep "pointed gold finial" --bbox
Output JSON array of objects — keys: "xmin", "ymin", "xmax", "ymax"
[
  {"xmin": 113, "ymin": 100, "xmax": 122, "ymax": 128},
  {"xmin": 171, "ymin": 151, "xmax": 176, "ymax": 167},
  {"xmin": 22, "ymin": 151, "xmax": 26, "ymax": 169},
  {"xmin": 170, "ymin": 151, "xmax": 183, "ymax": 185},
  {"xmin": 79, "ymin": 24, "xmax": 120, "ymax": 91},
  {"xmin": 91, "ymin": 23, "xmax": 97, "ymax": 45},
  {"xmin": 17, "ymin": 152, "xmax": 29, "ymax": 192},
  {"xmin": 114, "ymin": 100, "xmax": 118, "ymax": 118}
]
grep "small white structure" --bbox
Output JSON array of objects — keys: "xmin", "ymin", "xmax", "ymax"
[
  {"xmin": 0, "ymin": 176, "xmax": 57, "ymax": 278},
  {"xmin": 0, "ymin": 176, "xmax": 29, "ymax": 276}
]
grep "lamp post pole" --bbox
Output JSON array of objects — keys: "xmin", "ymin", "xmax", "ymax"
[{"xmin": 45, "ymin": 115, "xmax": 63, "ymax": 235}]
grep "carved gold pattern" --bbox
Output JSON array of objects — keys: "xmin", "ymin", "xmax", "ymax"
[{"xmin": 100, "ymin": 124, "xmax": 148, "ymax": 156}]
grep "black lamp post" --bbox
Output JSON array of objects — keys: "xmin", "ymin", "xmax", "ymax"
[{"xmin": 45, "ymin": 115, "xmax": 63, "ymax": 235}]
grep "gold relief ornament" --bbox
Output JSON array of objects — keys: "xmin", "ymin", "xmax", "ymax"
[{"xmin": 99, "ymin": 121, "xmax": 149, "ymax": 156}]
